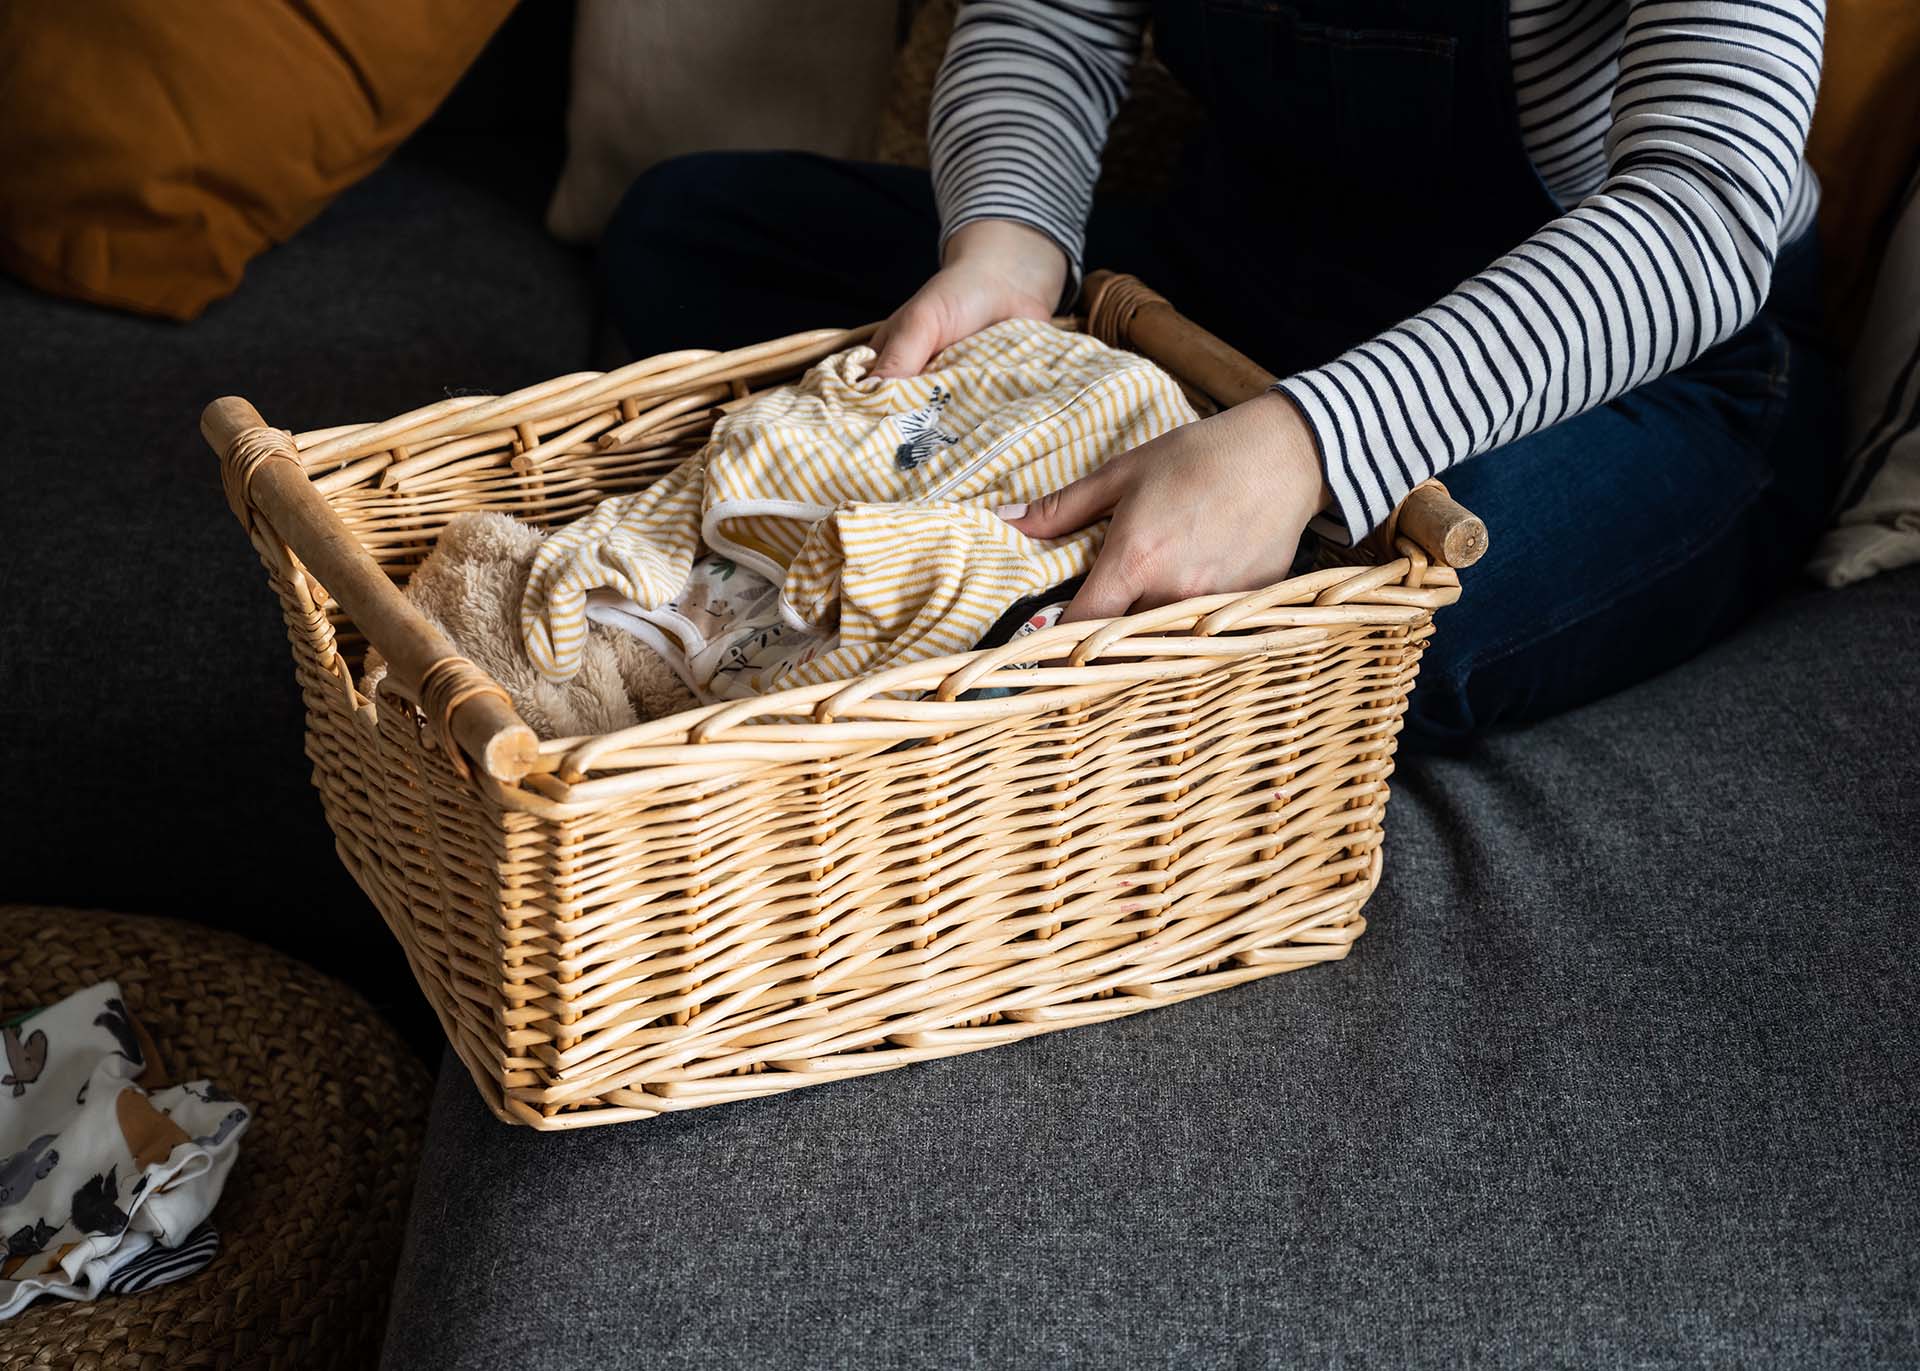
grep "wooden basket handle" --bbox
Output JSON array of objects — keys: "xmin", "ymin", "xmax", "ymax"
[
  {"xmin": 203, "ymin": 397, "xmax": 539, "ymax": 785},
  {"xmin": 1083, "ymin": 270, "xmax": 1488, "ymax": 569}
]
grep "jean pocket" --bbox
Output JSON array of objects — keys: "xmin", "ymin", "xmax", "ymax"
[{"xmin": 1317, "ymin": 25, "xmax": 1458, "ymax": 198}]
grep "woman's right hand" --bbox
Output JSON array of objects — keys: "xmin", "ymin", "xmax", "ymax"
[{"xmin": 869, "ymin": 220, "xmax": 1069, "ymax": 379}]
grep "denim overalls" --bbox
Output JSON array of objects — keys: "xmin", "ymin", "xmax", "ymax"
[
  {"xmin": 1095, "ymin": 0, "xmax": 1835, "ymax": 745},
  {"xmin": 1143, "ymin": 0, "xmax": 1562, "ymax": 378}
]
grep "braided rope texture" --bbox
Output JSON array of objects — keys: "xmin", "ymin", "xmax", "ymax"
[
  {"xmin": 225, "ymin": 320, "xmax": 1458, "ymax": 1130},
  {"xmin": 416, "ymin": 656, "xmax": 514, "ymax": 782},
  {"xmin": 218, "ymin": 426, "xmax": 299, "ymax": 535},
  {"xmin": 1085, "ymin": 273, "xmax": 1160, "ymax": 353},
  {"xmin": 0, "ymin": 908, "xmax": 430, "ymax": 1370}
]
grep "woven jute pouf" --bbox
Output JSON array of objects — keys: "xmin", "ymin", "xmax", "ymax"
[{"xmin": 0, "ymin": 907, "xmax": 431, "ymax": 1370}]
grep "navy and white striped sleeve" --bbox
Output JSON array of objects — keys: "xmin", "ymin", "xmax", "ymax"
[
  {"xmin": 1280, "ymin": 0, "xmax": 1826, "ymax": 544},
  {"xmin": 929, "ymin": 0, "xmax": 1150, "ymax": 292}
]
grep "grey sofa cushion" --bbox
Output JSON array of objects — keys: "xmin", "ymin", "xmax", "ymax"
[
  {"xmin": 380, "ymin": 569, "xmax": 1920, "ymax": 1370},
  {"xmin": 0, "ymin": 158, "xmax": 594, "ymax": 1008}
]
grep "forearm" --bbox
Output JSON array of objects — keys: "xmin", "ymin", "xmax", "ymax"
[
  {"xmin": 1280, "ymin": 0, "xmax": 1822, "ymax": 544},
  {"xmin": 929, "ymin": 0, "xmax": 1148, "ymax": 297}
]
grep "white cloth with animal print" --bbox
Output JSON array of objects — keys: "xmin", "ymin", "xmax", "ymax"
[
  {"xmin": 583, "ymin": 551, "xmax": 832, "ymax": 700},
  {"xmin": 522, "ymin": 318, "xmax": 1198, "ymax": 701},
  {"xmin": 1, "ymin": 981, "xmax": 249, "ymax": 1320}
]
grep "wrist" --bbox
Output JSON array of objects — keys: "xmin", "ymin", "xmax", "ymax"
[
  {"xmin": 1243, "ymin": 389, "xmax": 1334, "ymax": 513},
  {"xmin": 943, "ymin": 219, "xmax": 1069, "ymax": 310}
]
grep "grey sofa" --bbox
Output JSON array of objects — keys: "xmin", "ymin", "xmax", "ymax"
[
  {"xmin": 376, "ymin": 565, "xmax": 1919, "ymax": 1369},
  {"xmin": 3, "ymin": 12, "xmax": 1914, "ymax": 1365},
  {"xmin": 0, "ymin": 8, "xmax": 583, "ymax": 1041}
]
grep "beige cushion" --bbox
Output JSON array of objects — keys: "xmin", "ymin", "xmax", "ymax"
[{"xmin": 546, "ymin": 0, "xmax": 899, "ymax": 243}]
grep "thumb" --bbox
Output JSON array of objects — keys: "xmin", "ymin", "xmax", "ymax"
[
  {"xmin": 1058, "ymin": 547, "xmax": 1146, "ymax": 624},
  {"xmin": 996, "ymin": 462, "xmax": 1125, "ymax": 540},
  {"xmin": 869, "ymin": 302, "xmax": 944, "ymax": 379}
]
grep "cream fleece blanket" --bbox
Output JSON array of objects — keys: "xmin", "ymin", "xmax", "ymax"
[{"xmin": 363, "ymin": 512, "xmax": 695, "ymax": 740}]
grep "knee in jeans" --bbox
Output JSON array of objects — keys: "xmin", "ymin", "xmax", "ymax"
[
  {"xmin": 603, "ymin": 151, "xmax": 776, "ymax": 353},
  {"xmin": 607, "ymin": 151, "xmax": 752, "ymax": 249}
]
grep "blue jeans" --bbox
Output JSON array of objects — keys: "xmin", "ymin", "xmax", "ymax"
[
  {"xmin": 601, "ymin": 151, "xmax": 1838, "ymax": 751},
  {"xmin": 1404, "ymin": 282, "xmax": 1833, "ymax": 747}
]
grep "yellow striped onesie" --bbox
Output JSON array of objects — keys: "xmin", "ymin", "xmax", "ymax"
[{"xmin": 520, "ymin": 319, "xmax": 1197, "ymax": 699}]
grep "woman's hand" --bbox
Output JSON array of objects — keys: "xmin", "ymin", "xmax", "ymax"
[
  {"xmin": 869, "ymin": 220, "xmax": 1068, "ymax": 379},
  {"xmin": 998, "ymin": 390, "xmax": 1335, "ymax": 622}
]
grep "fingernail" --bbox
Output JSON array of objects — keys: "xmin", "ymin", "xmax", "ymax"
[{"xmin": 994, "ymin": 503, "xmax": 1027, "ymax": 521}]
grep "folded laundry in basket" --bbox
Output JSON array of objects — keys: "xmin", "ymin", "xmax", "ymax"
[
  {"xmin": 1, "ymin": 982, "xmax": 248, "ymax": 1321},
  {"xmin": 521, "ymin": 318, "xmax": 1198, "ymax": 701},
  {"xmin": 587, "ymin": 562, "xmax": 1080, "ymax": 704}
]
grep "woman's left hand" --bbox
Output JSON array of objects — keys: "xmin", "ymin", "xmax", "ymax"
[{"xmin": 997, "ymin": 389, "xmax": 1335, "ymax": 621}]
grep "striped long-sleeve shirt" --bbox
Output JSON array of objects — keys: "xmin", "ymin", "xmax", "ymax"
[{"xmin": 929, "ymin": 0, "xmax": 1824, "ymax": 544}]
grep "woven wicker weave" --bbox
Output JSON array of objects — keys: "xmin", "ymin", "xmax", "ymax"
[
  {"xmin": 0, "ymin": 907, "xmax": 429, "ymax": 1370},
  {"xmin": 202, "ymin": 274, "xmax": 1481, "ymax": 1130}
]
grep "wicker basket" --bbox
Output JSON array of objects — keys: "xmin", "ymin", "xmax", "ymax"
[{"xmin": 204, "ymin": 273, "xmax": 1484, "ymax": 1130}]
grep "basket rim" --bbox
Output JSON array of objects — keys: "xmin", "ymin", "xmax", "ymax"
[
  {"xmin": 323, "ymin": 587, "xmax": 1449, "ymax": 822},
  {"xmin": 291, "ymin": 326, "xmax": 879, "ymax": 472},
  {"xmin": 215, "ymin": 282, "xmax": 1476, "ymax": 798},
  {"xmin": 508, "ymin": 557, "xmax": 1454, "ymax": 775}
]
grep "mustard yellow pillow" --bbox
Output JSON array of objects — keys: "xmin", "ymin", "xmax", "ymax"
[
  {"xmin": 0, "ymin": 0, "xmax": 514, "ymax": 320},
  {"xmin": 1807, "ymin": 0, "xmax": 1920, "ymax": 343}
]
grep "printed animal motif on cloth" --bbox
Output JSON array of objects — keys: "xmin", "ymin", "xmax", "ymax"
[
  {"xmin": 115, "ymin": 1091, "xmax": 192, "ymax": 1171},
  {"xmin": 0, "ymin": 1137, "xmax": 57, "ymax": 1209},
  {"xmin": 892, "ymin": 384, "xmax": 957, "ymax": 470},
  {"xmin": 0, "ymin": 982, "xmax": 249, "ymax": 1319},
  {"xmin": 91, "ymin": 999, "xmax": 144, "ymax": 1072},
  {"xmin": 4, "ymin": 1221, "xmax": 56, "ymax": 1267},
  {"xmin": 2, "ymin": 1029, "xmax": 45, "ymax": 1099},
  {"xmin": 522, "ymin": 318, "xmax": 1197, "ymax": 700}
]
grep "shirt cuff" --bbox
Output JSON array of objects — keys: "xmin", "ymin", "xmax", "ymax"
[{"xmin": 1272, "ymin": 373, "xmax": 1399, "ymax": 548}]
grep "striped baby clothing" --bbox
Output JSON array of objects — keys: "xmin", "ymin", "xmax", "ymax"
[{"xmin": 520, "ymin": 318, "xmax": 1197, "ymax": 699}]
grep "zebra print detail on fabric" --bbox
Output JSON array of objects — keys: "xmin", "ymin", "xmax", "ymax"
[{"xmin": 893, "ymin": 385, "xmax": 957, "ymax": 470}]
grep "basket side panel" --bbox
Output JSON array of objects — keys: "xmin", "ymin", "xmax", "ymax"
[
  {"xmin": 261, "ymin": 559, "xmax": 531, "ymax": 1120},
  {"xmin": 509, "ymin": 617, "xmax": 1426, "ymax": 1124},
  {"xmin": 356, "ymin": 707, "xmax": 531, "ymax": 1115}
]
